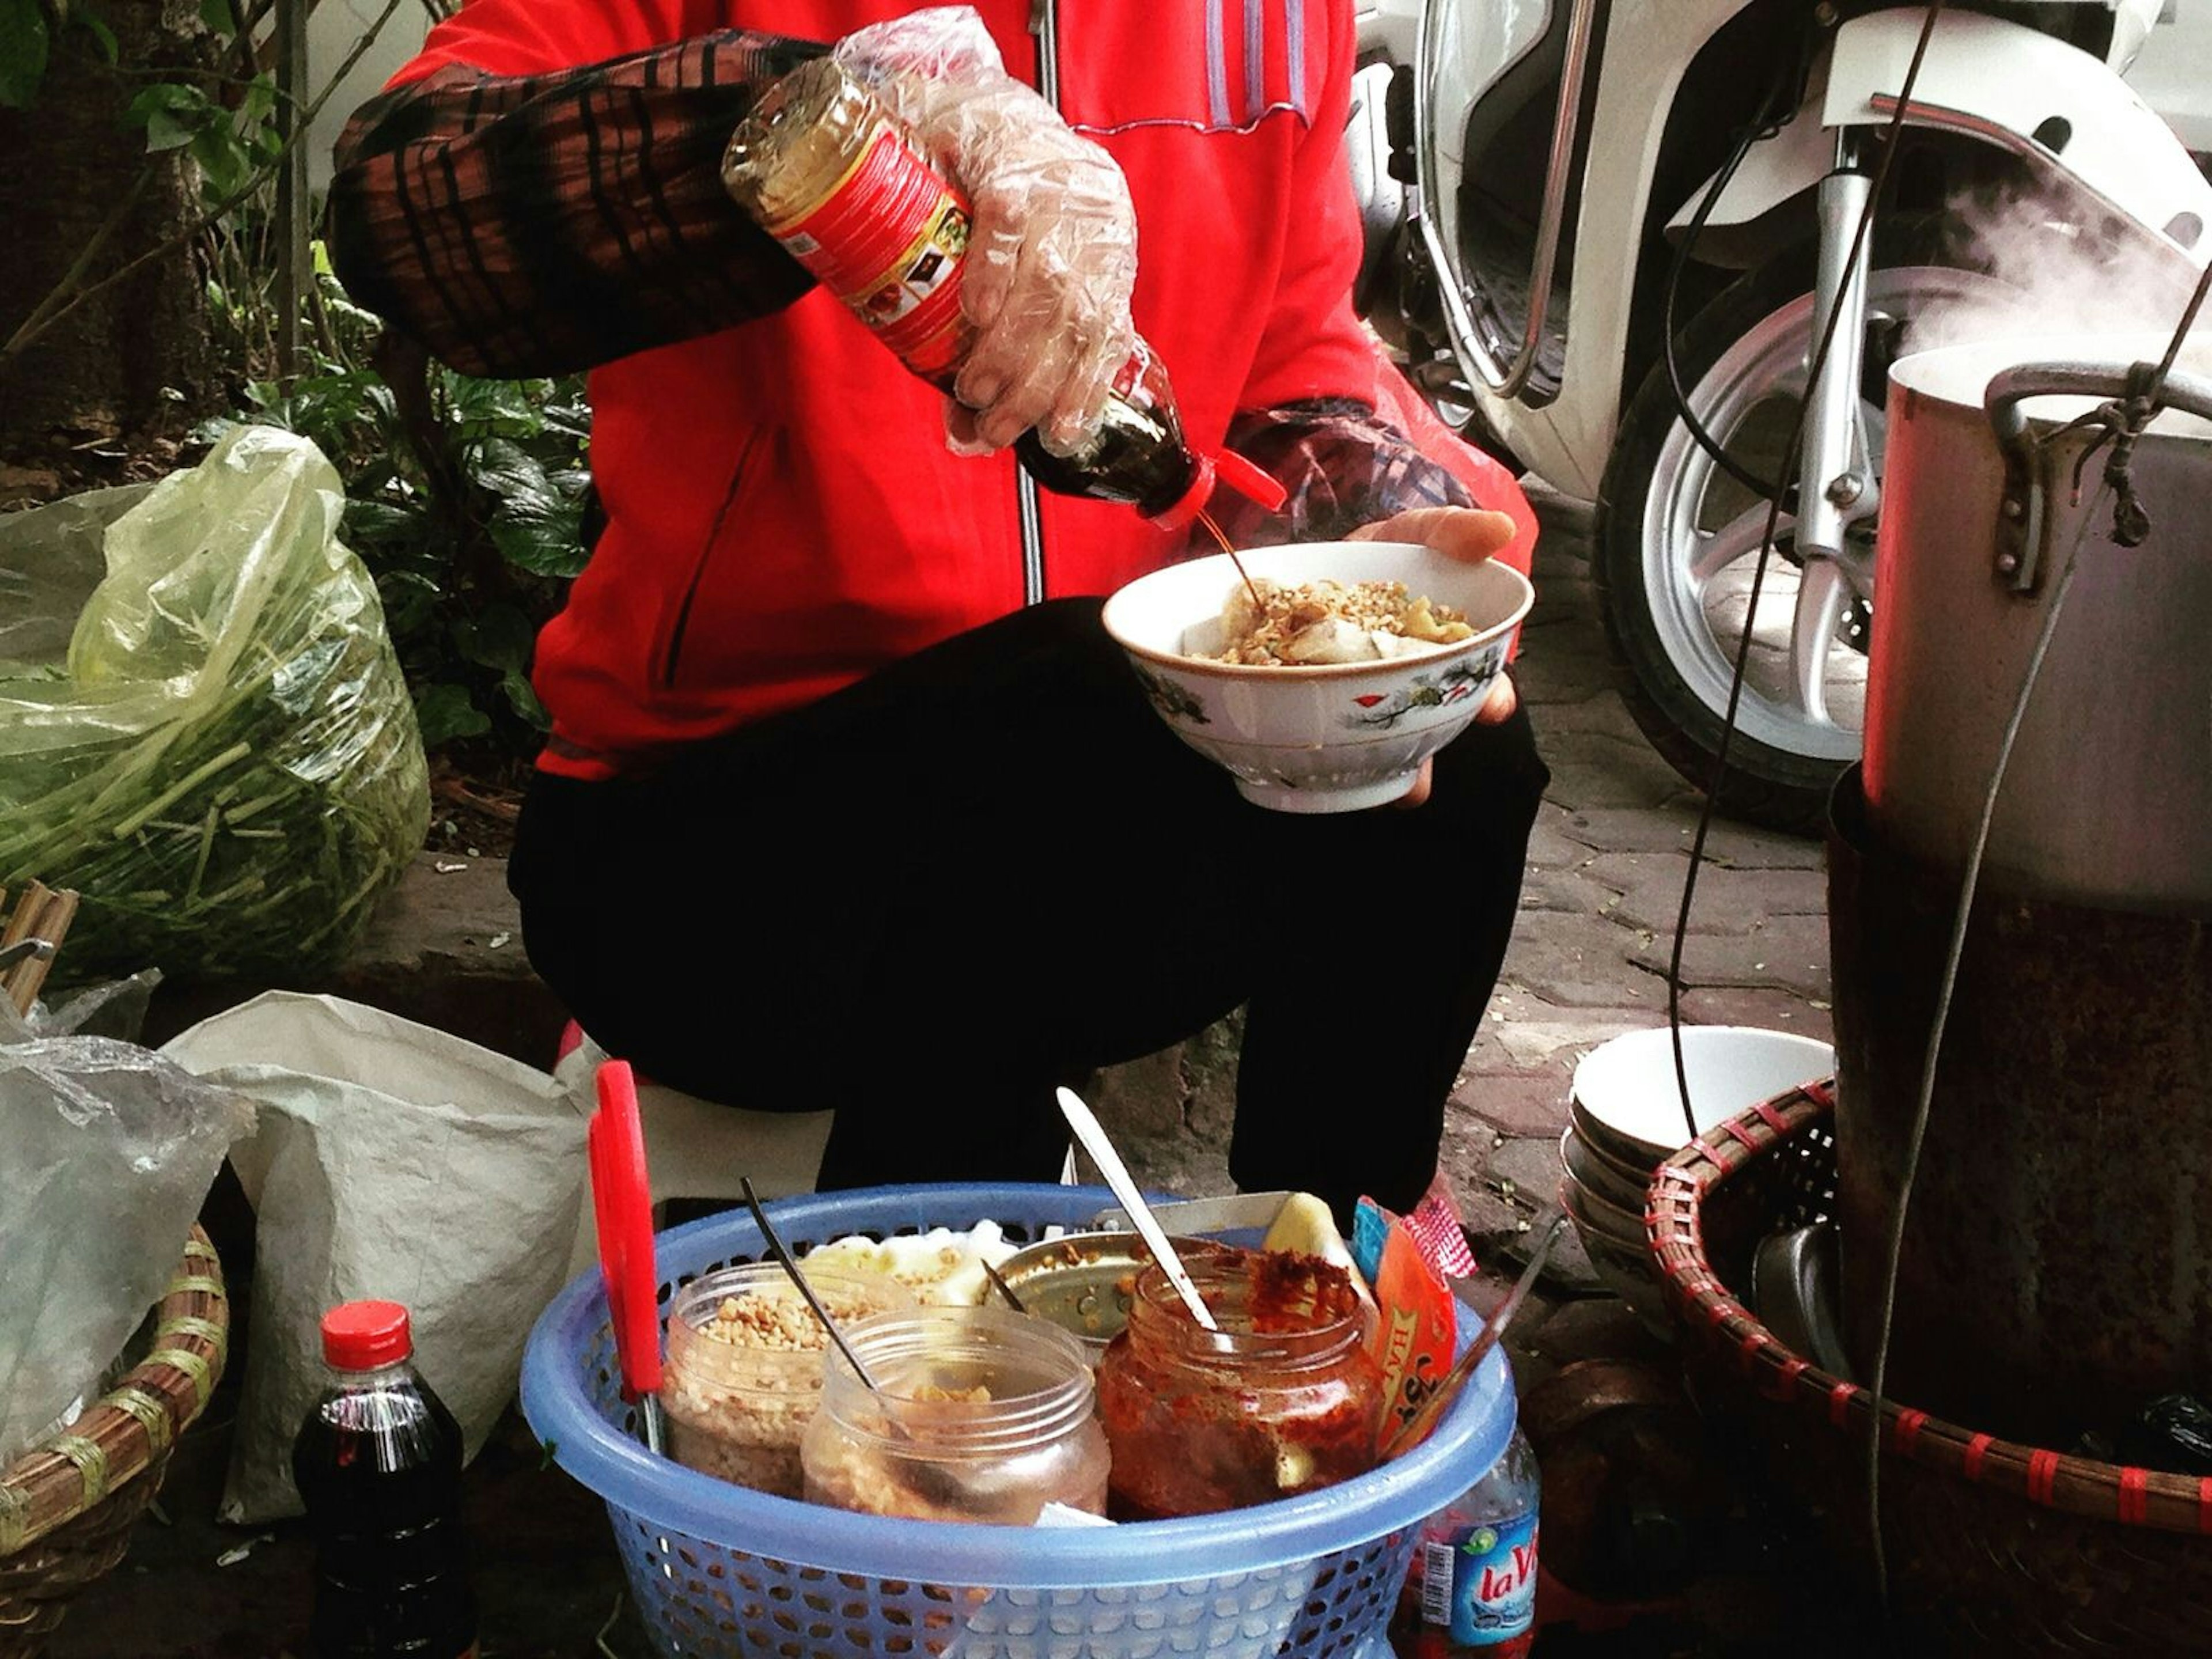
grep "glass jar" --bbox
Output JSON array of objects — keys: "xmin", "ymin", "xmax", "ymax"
[
  {"xmin": 801, "ymin": 1307, "xmax": 1109, "ymax": 1524},
  {"xmin": 661, "ymin": 1263, "xmax": 915, "ymax": 1498},
  {"xmin": 1095, "ymin": 1248, "xmax": 1387, "ymax": 1519}
]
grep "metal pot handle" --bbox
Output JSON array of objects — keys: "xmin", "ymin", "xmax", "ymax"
[
  {"xmin": 1982, "ymin": 359, "xmax": 2212, "ymax": 590},
  {"xmin": 1986, "ymin": 360, "xmax": 2212, "ymax": 448}
]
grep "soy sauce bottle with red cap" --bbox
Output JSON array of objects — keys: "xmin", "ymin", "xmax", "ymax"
[
  {"xmin": 293, "ymin": 1301, "xmax": 478, "ymax": 1659},
  {"xmin": 724, "ymin": 58, "xmax": 1287, "ymax": 533}
]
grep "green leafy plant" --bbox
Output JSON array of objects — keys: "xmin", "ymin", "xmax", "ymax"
[
  {"xmin": 203, "ymin": 259, "xmax": 593, "ymax": 760},
  {"xmin": 124, "ymin": 70, "xmax": 282, "ymax": 205},
  {"xmin": 3, "ymin": 0, "xmax": 279, "ymax": 200},
  {"xmin": 7, "ymin": 0, "xmax": 581, "ymax": 778},
  {"xmin": 0, "ymin": 0, "xmax": 116, "ymax": 109}
]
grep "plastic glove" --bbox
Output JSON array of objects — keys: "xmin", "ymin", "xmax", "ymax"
[{"xmin": 838, "ymin": 7, "xmax": 1139, "ymax": 457}]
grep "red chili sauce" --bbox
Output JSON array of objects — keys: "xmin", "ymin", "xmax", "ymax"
[{"xmin": 1096, "ymin": 1249, "xmax": 1387, "ymax": 1520}]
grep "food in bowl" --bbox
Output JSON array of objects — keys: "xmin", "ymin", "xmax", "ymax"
[
  {"xmin": 1199, "ymin": 577, "xmax": 1474, "ymax": 665},
  {"xmin": 1100, "ymin": 539, "xmax": 1534, "ymax": 813},
  {"xmin": 995, "ymin": 1233, "xmax": 1232, "ymax": 1357}
]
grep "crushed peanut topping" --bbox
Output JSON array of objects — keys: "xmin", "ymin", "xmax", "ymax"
[
  {"xmin": 1203, "ymin": 578, "xmax": 1474, "ymax": 665},
  {"xmin": 695, "ymin": 1284, "xmax": 881, "ymax": 1352},
  {"xmin": 908, "ymin": 1381, "xmax": 994, "ymax": 1406}
]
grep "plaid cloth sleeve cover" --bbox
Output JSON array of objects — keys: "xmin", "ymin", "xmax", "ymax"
[
  {"xmin": 324, "ymin": 32, "xmax": 825, "ymax": 379},
  {"xmin": 325, "ymin": 42, "xmax": 1470, "ymax": 533},
  {"xmin": 1207, "ymin": 399, "xmax": 1476, "ymax": 546}
]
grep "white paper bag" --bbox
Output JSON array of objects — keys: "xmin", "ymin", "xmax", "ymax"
[{"xmin": 161, "ymin": 991, "xmax": 585, "ymax": 1522}]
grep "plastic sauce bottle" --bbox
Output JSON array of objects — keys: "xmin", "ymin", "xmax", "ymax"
[
  {"xmin": 722, "ymin": 56, "xmax": 1284, "ymax": 532},
  {"xmin": 1393, "ymin": 1426, "xmax": 1541, "ymax": 1659},
  {"xmin": 293, "ymin": 1301, "xmax": 478, "ymax": 1659}
]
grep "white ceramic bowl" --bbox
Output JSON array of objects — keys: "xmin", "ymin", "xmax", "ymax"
[
  {"xmin": 1559, "ymin": 1165, "xmax": 1646, "ymax": 1248},
  {"xmin": 1560, "ymin": 1125, "xmax": 1650, "ymax": 1216},
  {"xmin": 1099, "ymin": 540, "xmax": 1535, "ymax": 813},
  {"xmin": 1570, "ymin": 1025, "xmax": 1835, "ymax": 1169}
]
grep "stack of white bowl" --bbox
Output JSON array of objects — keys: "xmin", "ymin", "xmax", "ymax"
[{"xmin": 1560, "ymin": 1026, "xmax": 1835, "ymax": 1336}]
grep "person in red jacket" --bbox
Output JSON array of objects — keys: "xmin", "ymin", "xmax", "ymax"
[{"xmin": 328, "ymin": 0, "xmax": 1549, "ymax": 1225}]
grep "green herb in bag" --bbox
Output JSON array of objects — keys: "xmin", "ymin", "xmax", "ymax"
[{"xmin": 0, "ymin": 429, "xmax": 430, "ymax": 984}]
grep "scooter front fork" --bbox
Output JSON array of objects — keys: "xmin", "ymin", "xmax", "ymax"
[{"xmin": 1790, "ymin": 135, "xmax": 1880, "ymax": 722}]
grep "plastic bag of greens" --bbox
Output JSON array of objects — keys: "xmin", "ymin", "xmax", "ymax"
[{"xmin": 0, "ymin": 429, "xmax": 429, "ymax": 983}]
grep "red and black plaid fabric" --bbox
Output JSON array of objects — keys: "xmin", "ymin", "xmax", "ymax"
[
  {"xmin": 1211, "ymin": 398, "xmax": 1475, "ymax": 545},
  {"xmin": 325, "ymin": 45, "xmax": 1474, "ymax": 539},
  {"xmin": 326, "ymin": 32, "xmax": 825, "ymax": 380}
]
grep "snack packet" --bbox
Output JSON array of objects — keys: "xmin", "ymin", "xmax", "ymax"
[{"xmin": 1355, "ymin": 1199, "xmax": 1459, "ymax": 1449}]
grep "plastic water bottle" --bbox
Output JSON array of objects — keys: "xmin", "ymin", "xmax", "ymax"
[
  {"xmin": 292, "ymin": 1301, "xmax": 478, "ymax": 1658},
  {"xmin": 1393, "ymin": 1426, "xmax": 1541, "ymax": 1659}
]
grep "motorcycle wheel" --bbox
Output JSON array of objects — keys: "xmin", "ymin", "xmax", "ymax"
[{"xmin": 1594, "ymin": 248, "xmax": 2017, "ymax": 833}]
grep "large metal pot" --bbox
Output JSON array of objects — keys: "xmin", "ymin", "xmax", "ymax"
[
  {"xmin": 1862, "ymin": 336, "xmax": 2212, "ymax": 911},
  {"xmin": 1838, "ymin": 334, "xmax": 2212, "ymax": 1442}
]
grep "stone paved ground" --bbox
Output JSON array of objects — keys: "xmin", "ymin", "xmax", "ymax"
[
  {"xmin": 1442, "ymin": 488, "xmax": 1831, "ymax": 1290},
  {"xmin": 66, "ymin": 495, "xmax": 1867, "ymax": 1658}
]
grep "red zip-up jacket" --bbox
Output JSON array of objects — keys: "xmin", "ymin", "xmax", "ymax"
[{"xmin": 329, "ymin": 0, "xmax": 1535, "ymax": 778}]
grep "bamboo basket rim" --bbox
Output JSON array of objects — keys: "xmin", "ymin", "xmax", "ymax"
[
  {"xmin": 0, "ymin": 1226, "xmax": 228, "ymax": 1558},
  {"xmin": 1646, "ymin": 1082, "xmax": 2212, "ymax": 1536}
]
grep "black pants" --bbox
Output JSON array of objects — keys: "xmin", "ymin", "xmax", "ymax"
[{"xmin": 509, "ymin": 599, "xmax": 1548, "ymax": 1220}]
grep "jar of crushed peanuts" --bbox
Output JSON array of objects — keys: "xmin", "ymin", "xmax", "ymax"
[
  {"xmin": 1094, "ymin": 1248, "xmax": 1385, "ymax": 1519},
  {"xmin": 661, "ymin": 1263, "xmax": 916, "ymax": 1498},
  {"xmin": 800, "ymin": 1307, "xmax": 1109, "ymax": 1524}
]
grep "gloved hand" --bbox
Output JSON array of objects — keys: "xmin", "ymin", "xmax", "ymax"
[{"xmin": 838, "ymin": 7, "xmax": 1139, "ymax": 457}]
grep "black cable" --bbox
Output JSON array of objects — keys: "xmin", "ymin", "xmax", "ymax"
[
  {"xmin": 1661, "ymin": 65, "xmax": 1802, "ymax": 500},
  {"xmin": 2148, "ymin": 257, "xmax": 2212, "ymax": 395},
  {"xmin": 1662, "ymin": 9, "xmax": 1949, "ymax": 1613},
  {"xmin": 1858, "ymin": 488, "xmax": 2103, "ymax": 1611},
  {"xmin": 1660, "ymin": 0, "xmax": 2205, "ymax": 1623},
  {"xmin": 1667, "ymin": 0, "xmax": 1946, "ymax": 1153}
]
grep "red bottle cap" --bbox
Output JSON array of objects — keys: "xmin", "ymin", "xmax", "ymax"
[
  {"xmin": 321, "ymin": 1300, "xmax": 412, "ymax": 1371},
  {"xmin": 1213, "ymin": 448, "xmax": 1287, "ymax": 512},
  {"xmin": 1146, "ymin": 448, "xmax": 1287, "ymax": 532}
]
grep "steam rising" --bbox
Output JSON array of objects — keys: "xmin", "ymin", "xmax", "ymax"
[{"xmin": 1907, "ymin": 183, "xmax": 2208, "ymax": 360}]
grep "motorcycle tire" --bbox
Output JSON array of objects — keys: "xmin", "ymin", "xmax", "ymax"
[{"xmin": 1593, "ymin": 241, "xmax": 2014, "ymax": 834}]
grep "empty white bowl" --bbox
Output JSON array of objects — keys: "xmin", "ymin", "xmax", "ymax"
[
  {"xmin": 1560, "ymin": 1164, "xmax": 1645, "ymax": 1246},
  {"xmin": 1100, "ymin": 540, "xmax": 1534, "ymax": 813},
  {"xmin": 1560, "ymin": 1126, "xmax": 1649, "ymax": 1215},
  {"xmin": 1570, "ymin": 1026, "xmax": 1835, "ymax": 1169}
]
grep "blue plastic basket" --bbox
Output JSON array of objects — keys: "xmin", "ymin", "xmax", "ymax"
[{"xmin": 521, "ymin": 1184, "xmax": 1516, "ymax": 1659}]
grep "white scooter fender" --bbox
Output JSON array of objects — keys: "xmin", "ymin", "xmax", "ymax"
[{"xmin": 1667, "ymin": 8, "xmax": 2212, "ymax": 270}]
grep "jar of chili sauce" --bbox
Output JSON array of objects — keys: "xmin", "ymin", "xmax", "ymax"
[{"xmin": 1096, "ymin": 1248, "xmax": 1386, "ymax": 1520}]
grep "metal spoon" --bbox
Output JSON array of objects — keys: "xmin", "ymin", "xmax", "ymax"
[
  {"xmin": 0, "ymin": 938, "xmax": 54, "ymax": 974},
  {"xmin": 980, "ymin": 1259, "xmax": 1027, "ymax": 1313},
  {"xmin": 738, "ymin": 1177, "xmax": 884, "ymax": 1390},
  {"xmin": 1055, "ymin": 1087, "xmax": 1218, "ymax": 1331},
  {"xmin": 739, "ymin": 1181, "xmax": 1001, "ymax": 1511}
]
